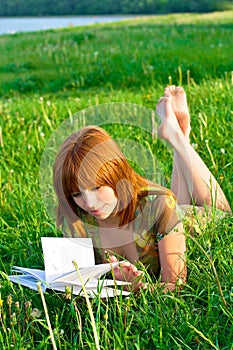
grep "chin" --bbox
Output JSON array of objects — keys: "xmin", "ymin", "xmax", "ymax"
[{"xmin": 99, "ymin": 213, "xmax": 111, "ymax": 220}]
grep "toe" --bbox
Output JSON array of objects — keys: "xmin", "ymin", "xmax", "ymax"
[
  {"xmin": 164, "ymin": 87, "xmax": 170, "ymax": 97},
  {"xmin": 156, "ymin": 96, "xmax": 170, "ymax": 116},
  {"xmin": 164, "ymin": 85, "xmax": 175, "ymax": 96},
  {"xmin": 175, "ymin": 86, "xmax": 185, "ymax": 94},
  {"xmin": 169, "ymin": 85, "xmax": 176, "ymax": 94}
]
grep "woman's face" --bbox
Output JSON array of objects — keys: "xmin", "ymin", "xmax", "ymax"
[{"xmin": 71, "ymin": 186, "xmax": 118, "ymax": 221}]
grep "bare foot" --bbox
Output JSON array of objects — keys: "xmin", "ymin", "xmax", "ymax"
[
  {"xmin": 156, "ymin": 96, "xmax": 183, "ymax": 144},
  {"xmin": 110, "ymin": 256, "xmax": 144, "ymax": 293},
  {"xmin": 164, "ymin": 85, "xmax": 191, "ymax": 138}
]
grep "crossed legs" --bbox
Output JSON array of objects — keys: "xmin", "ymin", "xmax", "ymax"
[
  {"xmin": 156, "ymin": 86, "xmax": 231, "ymax": 212},
  {"xmin": 112, "ymin": 86, "xmax": 231, "ymax": 292}
]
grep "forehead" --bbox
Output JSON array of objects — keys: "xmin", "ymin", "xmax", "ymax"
[
  {"xmin": 64, "ymin": 145, "xmax": 117, "ymax": 193},
  {"xmin": 68, "ymin": 170, "xmax": 103, "ymax": 193}
]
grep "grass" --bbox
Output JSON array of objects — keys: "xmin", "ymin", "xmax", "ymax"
[{"xmin": 0, "ymin": 11, "xmax": 233, "ymax": 349}]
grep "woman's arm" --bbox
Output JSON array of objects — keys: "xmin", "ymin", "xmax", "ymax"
[{"xmin": 158, "ymin": 222, "xmax": 186, "ymax": 291}]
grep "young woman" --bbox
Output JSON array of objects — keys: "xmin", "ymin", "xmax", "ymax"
[{"xmin": 53, "ymin": 86, "xmax": 231, "ymax": 292}]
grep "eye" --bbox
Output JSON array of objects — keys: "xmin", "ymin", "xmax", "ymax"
[
  {"xmin": 92, "ymin": 186, "xmax": 101, "ymax": 191},
  {"xmin": 71, "ymin": 192, "xmax": 81, "ymax": 198}
]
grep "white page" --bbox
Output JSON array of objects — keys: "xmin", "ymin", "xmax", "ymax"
[
  {"xmin": 79, "ymin": 279, "xmax": 130, "ymax": 287},
  {"xmin": 11, "ymin": 267, "xmax": 45, "ymax": 281},
  {"xmin": 9, "ymin": 275, "xmax": 130, "ymax": 297},
  {"xmin": 52, "ymin": 262, "xmax": 119, "ymax": 284},
  {"xmin": 9, "ymin": 274, "xmax": 46, "ymax": 292},
  {"xmin": 52, "ymin": 277, "xmax": 130, "ymax": 288},
  {"xmin": 41, "ymin": 237, "xmax": 95, "ymax": 283},
  {"xmin": 84, "ymin": 287, "xmax": 130, "ymax": 298},
  {"xmin": 48, "ymin": 284, "xmax": 130, "ymax": 298}
]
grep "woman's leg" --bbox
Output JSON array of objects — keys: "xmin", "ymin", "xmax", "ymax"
[
  {"xmin": 159, "ymin": 85, "xmax": 193, "ymax": 205},
  {"xmin": 156, "ymin": 86, "xmax": 231, "ymax": 212}
]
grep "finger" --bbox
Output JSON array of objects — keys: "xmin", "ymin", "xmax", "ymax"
[{"xmin": 109, "ymin": 255, "xmax": 118, "ymax": 263}]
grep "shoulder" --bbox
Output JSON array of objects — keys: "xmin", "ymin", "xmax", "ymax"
[
  {"xmin": 137, "ymin": 185, "xmax": 183, "ymax": 234},
  {"xmin": 138, "ymin": 185, "xmax": 176, "ymax": 210},
  {"xmin": 139, "ymin": 184, "xmax": 175, "ymax": 198}
]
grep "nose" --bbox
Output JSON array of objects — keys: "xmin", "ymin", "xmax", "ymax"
[{"xmin": 82, "ymin": 190, "xmax": 96, "ymax": 209}]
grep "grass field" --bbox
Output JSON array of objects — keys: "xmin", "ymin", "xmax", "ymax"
[{"xmin": 0, "ymin": 11, "xmax": 233, "ymax": 349}]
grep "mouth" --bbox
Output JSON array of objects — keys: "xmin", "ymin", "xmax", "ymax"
[{"xmin": 89, "ymin": 207, "xmax": 104, "ymax": 216}]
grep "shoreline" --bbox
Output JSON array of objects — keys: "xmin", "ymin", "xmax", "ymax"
[{"xmin": 0, "ymin": 14, "xmax": 148, "ymax": 35}]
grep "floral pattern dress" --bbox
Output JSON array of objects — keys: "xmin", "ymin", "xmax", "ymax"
[
  {"xmin": 62, "ymin": 186, "xmax": 186, "ymax": 277},
  {"xmin": 62, "ymin": 186, "xmax": 227, "ymax": 277}
]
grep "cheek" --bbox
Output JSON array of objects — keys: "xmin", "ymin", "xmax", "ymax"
[
  {"xmin": 99, "ymin": 187, "xmax": 117, "ymax": 202},
  {"xmin": 73, "ymin": 197, "xmax": 85, "ymax": 208}
]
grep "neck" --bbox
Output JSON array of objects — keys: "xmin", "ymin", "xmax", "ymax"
[{"xmin": 97, "ymin": 215, "xmax": 120, "ymax": 228}]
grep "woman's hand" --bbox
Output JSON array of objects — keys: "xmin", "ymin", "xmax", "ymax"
[{"xmin": 109, "ymin": 255, "xmax": 144, "ymax": 293}]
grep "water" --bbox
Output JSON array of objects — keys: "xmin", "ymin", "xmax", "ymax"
[{"xmin": 0, "ymin": 15, "xmax": 139, "ymax": 35}]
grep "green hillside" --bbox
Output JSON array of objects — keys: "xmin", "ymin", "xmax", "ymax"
[{"xmin": 0, "ymin": 11, "xmax": 232, "ymax": 349}]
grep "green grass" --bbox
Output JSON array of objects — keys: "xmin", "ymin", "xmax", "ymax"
[{"xmin": 0, "ymin": 11, "xmax": 233, "ymax": 349}]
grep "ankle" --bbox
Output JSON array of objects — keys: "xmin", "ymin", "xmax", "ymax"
[{"xmin": 168, "ymin": 131, "xmax": 189, "ymax": 150}]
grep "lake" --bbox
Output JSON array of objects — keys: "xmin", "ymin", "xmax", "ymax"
[{"xmin": 0, "ymin": 15, "xmax": 140, "ymax": 35}]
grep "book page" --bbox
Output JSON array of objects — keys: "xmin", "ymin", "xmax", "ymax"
[
  {"xmin": 11, "ymin": 267, "xmax": 45, "ymax": 280},
  {"xmin": 48, "ymin": 284, "xmax": 130, "ymax": 298},
  {"xmin": 41, "ymin": 237, "xmax": 95, "ymax": 283},
  {"xmin": 52, "ymin": 279, "xmax": 130, "ymax": 288},
  {"xmin": 9, "ymin": 273, "xmax": 46, "ymax": 292},
  {"xmin": 52, "ymin": 262, "xmax": 119, "ymax": 284}
]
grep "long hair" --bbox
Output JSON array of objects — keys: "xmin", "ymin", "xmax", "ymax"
[{"xmin": 53, "ymin": 126, "xmax": 171, "ymax": 231}]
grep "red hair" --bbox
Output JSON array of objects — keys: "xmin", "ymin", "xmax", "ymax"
[{"xmin": 53, "ymin": 126, "xmax": 171, "ymax": 231}]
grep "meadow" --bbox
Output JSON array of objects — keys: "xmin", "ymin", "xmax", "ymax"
[{"xmin": 0, "ymin": 11, "xmax": 233, "ymax": 349}]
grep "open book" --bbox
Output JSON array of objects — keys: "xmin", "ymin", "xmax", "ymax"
[{"xmin": 9, "ymin": 237, "xmax": 130, "ymax": 298}]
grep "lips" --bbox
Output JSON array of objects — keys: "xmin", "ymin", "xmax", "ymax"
[{"xmin": 89, "ymin": 207, "xmax": 104, "ymax": 216}]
